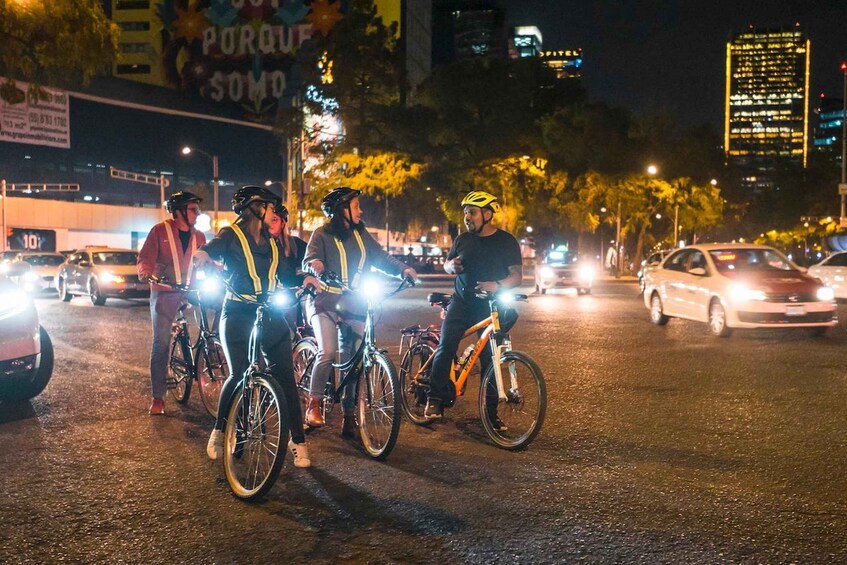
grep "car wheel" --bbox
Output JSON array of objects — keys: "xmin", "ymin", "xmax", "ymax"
[
  {"xmin": 708, "ymin": 299, "xmax": 732, "ymax": 337},
  {"xmin": 0, "ymin": 326, "xmax": 54, "ymax": 402},
  {"xmin": 58, "ymin": 277, "xmax": 72, "ymax": 302},
  {"xmin": 540, "ymin": 287, "xmax": 547, "ymax": 295},
  {"xmin": 649, "ymin": 293, "xmax": 669, "ymax": 325},
  {"xmin": 90, "ymin": 279, "xmax": 106, "ymax": 306}
]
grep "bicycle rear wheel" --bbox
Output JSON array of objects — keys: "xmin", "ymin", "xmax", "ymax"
[
  {"xmin": 196, "ymin": 338, "xmax": 228, "ymax": 418},
  {"xmin": 399, "ymin": 341, "xmax": 435, "ymax": 425},
  {"xmin": 478, "ymin": 350, "xmax": 546, "ymax": 451},
  {"xmin": 358, "ymin": 351, "xmax": 400, "ymax": 460},
  {"xmin": 293, "ymin": 337, "xmax": 318, "ymax": 424},
  {"xmin": 222, "ymin": 374, "xmax": 289, "ymax": 501},
  {"xmin": 167, "ymin": 333, "xmax": 192, "ymax": 404}
]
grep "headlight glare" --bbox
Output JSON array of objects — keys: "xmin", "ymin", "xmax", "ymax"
[
  {"xmin": 730, "ymin": 283, "xmax": 767, "ymax": 302},
  {"xmin": 539, "ymin": 266, "xmax": 554, "ymax": 279},
  {"xmin": 578, "ymin": 265, "xmax": 595, "ymax": 281},
  {"xmin": 817, "ymin": 286, "xmax": 835, "ymax": 301},
  {"xmin": 360, "ymin": 277, "xmax": 383, "ymax": 299}
]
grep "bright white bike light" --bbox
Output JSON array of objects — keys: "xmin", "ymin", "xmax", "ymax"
[
  {"xmin": 272, "ymin": 291, "xmax": 293, "ymax": 307},
  {"xmin": 498, "ymin": 291, "xmax": 516, "ymax": 303},
  {"xmin": 360, "ymin": 277, "xmax": 383, "ymax": 299},
  {"xmin": 201, "ymin": 277, "xmax": 222, "ymax": 293}
]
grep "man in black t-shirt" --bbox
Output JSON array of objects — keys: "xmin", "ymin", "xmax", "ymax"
[{"xmin": 425, "ymin": 191, "xmax": 523, "ymax": 425}]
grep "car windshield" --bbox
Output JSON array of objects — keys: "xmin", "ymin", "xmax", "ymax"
[
  {"xmin": 22, "ymin": 254, "xmax": 64, "ymax": 266},
  {"xmin": 708, "ymin": 248, "xmax": 795, "ymax": 274},
  {"xmin": 92, "ymin": 252, "xmax": 137, "ymax": 265}
]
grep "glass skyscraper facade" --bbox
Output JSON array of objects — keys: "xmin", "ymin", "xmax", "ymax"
[{"xmin": 725, "ymin": 26, "xmax": 810, "ymax": 168}]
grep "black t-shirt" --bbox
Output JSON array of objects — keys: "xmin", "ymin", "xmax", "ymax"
[
  {"xmin": 178, "ymin": 229, "xmax": 192, "ymax": 253},
  {"xmin": 448, "ymin": 229, "xmax": 522, "ymax": 300}
]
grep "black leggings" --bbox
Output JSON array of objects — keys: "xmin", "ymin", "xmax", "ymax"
[{"xmin": 215, "ymin": 300, "xmax": 305, "ymax": 444}]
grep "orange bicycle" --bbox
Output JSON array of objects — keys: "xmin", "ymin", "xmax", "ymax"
[{"xmin": 398, "ymin": 290, "xmax": 546, "ymax": 450}]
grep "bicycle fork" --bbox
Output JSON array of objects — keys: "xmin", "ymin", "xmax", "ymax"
[{"xmin": 490, "ymin": 334, "xmax": 517, "ymax": 402}]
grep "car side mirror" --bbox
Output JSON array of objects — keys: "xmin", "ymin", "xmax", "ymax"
[{"xmin": 689, "ymin": 267, "xmax": 707, "ymax": 276}]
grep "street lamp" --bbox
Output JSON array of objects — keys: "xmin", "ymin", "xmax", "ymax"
[
  {"xmin": 181, "ymin": 146, "xmax": 219, "ymax": 226},
  {"xmin": 646, "ymin": 164, "xmax": 658, "ymax": 176},
  {"xmin": 264, "ymin": 179, "xmax": 288, "ymax": 202},
  {"xmin": 841, "ymin": 62, "xmax": 847, "ymax": 227}
]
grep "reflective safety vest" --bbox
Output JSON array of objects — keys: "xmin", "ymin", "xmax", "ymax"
[
  {"xmin": 162, "ymin": 219, "xmax": 198, "ymax": 285},
  {"xmin": 226, "ymin": 223, "xmax": 279, "ymax": 302},
  {"xmin": 322, "ymin": 230, "xmax": 367, "ymax": 294}
]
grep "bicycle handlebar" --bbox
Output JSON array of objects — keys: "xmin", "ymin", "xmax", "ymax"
[{"xmin": 319, "ymin": 270, "xmax": 416, "ymax": 298}]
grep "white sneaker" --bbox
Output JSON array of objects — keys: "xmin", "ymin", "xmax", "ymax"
[
  {"xmin": 207, "ymin": 429, "xmax": 223, "ymax": 460},
  {"xmin": 288, "ymin": 440, "xmax": 311, "ymax": 468}
]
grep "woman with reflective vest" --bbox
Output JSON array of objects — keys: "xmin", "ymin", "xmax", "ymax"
[
  {"xmin": 137, "ymin": 191, "xmax": 205, "ymax": 416},
  {"xmin": 303, "ymin": 187, "xmax": 417, "ymax": 437},
  {"xmin": 268, "ymin": 201, "xmax": 308, "ymax": 335},
  {"xmin": 192, "ymin": 185, "xmax": 320, "ymax": 469}
]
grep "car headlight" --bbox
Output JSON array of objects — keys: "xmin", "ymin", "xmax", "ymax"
[
  {"xmin": 730, "ymin": 283, "xmax": 767, "ymax": 302},
  {"xmin": 817, "ymin": 286, "xmax": 835, "ymax": 301},
  {"xmin": 99, "ymin": 272, "xmax": 125, "ymax": 284},
  {"xmin": 23, "ymin": 271, "xmax": 39, "ymax": 282},
  {"xmin": 0, "ymin": 288, "xmax": 32, "ymax": 320},
  {"xmin": 578, "ymin": 265, "xmax": 595, "ymax": 282},
  {"xmin": 539, "ymin": 266, "xmax": 555, "ymax": 279}
]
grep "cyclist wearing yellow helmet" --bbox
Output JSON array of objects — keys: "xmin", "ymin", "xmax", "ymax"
[{"xmin": 425, "ymin": 191, "xmax": 523, "ymax": 425}]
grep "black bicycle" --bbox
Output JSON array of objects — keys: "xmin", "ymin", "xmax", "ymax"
[
  {"xmin": 150, "ymin": 275, "xmax": 228, "ymax": 418},
  {"xmin": 215, "ymin": 279, "xmax": 313, "ymax": 501},
  {"xmin": 294, "ymin": 272, "xmax": 413, "ymax": 460}
]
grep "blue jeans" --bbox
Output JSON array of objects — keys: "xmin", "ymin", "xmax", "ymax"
[
  {"xmin": 149, "ymin": 291, "xmax": 185, "ymax": 400},
  {"xmin": 307, "ymin": 310, "xmax": 364, "ymax": 413}
]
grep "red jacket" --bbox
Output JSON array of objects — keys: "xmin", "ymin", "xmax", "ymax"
[{"xmin": 137, "ymin": 220, "xmax": 206, "ymax": 292}]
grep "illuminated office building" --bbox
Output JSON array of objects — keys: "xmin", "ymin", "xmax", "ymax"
[
  {"xmin": 509, "ymin": 26, "xmax": 542, "ymax": 58},
  {"xmin": 539, "ymin": 48, "xmax": 583, "ymax": 79},
  {"xmin": 432, "ymin": 0, "xmax": 505, "ymax": 64},
  {"xmin": 725, "ymin": 25, "xmax": 810, "ymax": 169},
  {"xmin": 813, "ymin": 95, "xmax": 845, "ymax": 158}
]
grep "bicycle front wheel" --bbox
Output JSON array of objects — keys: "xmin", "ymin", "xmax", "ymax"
[
  {"xmin": 399, "ymin": 341, "xmax": 435, "ymax": 425},
  {"xmin": 167, "ymin": 334, "xmax": 192, "ymax": 404},
  {"xmin": 222, "ymin": 375, "xmax": 289, "ymax": 501},
  {"xmin": 358, "ymin": 352, "xmax": 401, "ymax": 460},
  {"xmin": 196, "ymin": 338, "xmax": 228, "ymax": 418},
  {"xmin": 293, "ymin": 337, "xmax": 318, "ymax": 424},
  {"xmin": 479, "ymin": 350, "xmax": 546, "ymax": 451}
]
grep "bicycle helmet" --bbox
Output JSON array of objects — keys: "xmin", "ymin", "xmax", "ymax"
[
  {"xmin": 461, "ymin": 191, "xmax": 501, "ymax": 213},
  {"xmin": 166, "ymin": 191, "xmax": 202, "ymax": 214},
  {"xmin": 321, "ymin": 187, "xmax": 361, "ymax": 218},
  {"xmin": 273, "ymin": 201, "xmax": 289, "ymax": 222},
  {"xmin": 231, "ymin": 185, "xmax": 280, "ymax": 214}
]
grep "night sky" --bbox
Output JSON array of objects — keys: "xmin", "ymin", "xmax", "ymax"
[{"xmin": 496, "ymin": 0, "xmax": 847, "ymax": 131}]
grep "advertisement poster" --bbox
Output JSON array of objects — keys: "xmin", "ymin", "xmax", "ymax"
[{"xmin": 0, "ymin": 78, "xmax": 70, "ymax": 149}]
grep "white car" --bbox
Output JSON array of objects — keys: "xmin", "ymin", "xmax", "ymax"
[
  {"xmin": 535, "ymin": 248, "xmax": 594, "ymax": 295},
  {"xmin": 7, "ymin": 251, "xmax": 66, "ymax": 293},
  {"xmin": 643, "ymin": 243, "xmax": 837, "ymax": 337},
  {"xmin": 0, "ymin": 261, "xmax": 54, "ymax": 401},
  {"xmin": 807, "ymin": 252, "xmax": 847, "ymax": 299},
  {"xmin": 638, "ymin": 250, "xmax": 672, "ymax": 294}
]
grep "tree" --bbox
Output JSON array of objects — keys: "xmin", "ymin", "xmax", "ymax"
[{"xmin": 0, "ymin": 0, "xmax": 119, "ymax": 100}]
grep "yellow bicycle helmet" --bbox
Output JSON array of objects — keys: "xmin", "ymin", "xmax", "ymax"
[{"xmin": 461, "ymin": 191, "xmax": 501, "ymax": 213}]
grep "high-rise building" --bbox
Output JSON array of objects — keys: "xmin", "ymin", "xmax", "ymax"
[
  {"xmin": 813, "ymin": 94, "xmax": 845, "ymax": 156},
  {"xmin": 539, "ymin": 48, "xmax": 583, "ymax": 79},
  {"xmin": 508, "ymin": 26, "xmax": 542, "ymax": 59},
  {"xmin": 432, "ymin": 0, "xmax": 505, "ymax": 65},
  {"xmin": 375, "ymin": 0, "xmax": 432, "ymax": 97},
  {"xmin": 725, "ymin": 25, "xmax": 810, "ymax": 169}
]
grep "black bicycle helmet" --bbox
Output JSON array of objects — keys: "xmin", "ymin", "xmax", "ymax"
[
  {"xmin": 320, "ymin": 187, "xmax": 361, "ymax": 218},
  {"xmin": 273, "ymin": 201, "xmax": 289, "ymax": 222},
  {"xmin": 231, "ymin": 185, "xmax": 280, "ymax": 214},
  {"xmin": 166, "ymin": 191, "xmax": 202, "ymax": 214}
]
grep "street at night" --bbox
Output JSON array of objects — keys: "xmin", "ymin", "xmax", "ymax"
[{"xmin": 3, "ymin": 279, "xmax": 847, "ymax": 563}]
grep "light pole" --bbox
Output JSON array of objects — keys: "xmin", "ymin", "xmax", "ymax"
[
  {"xmin": 264, "ymin": 180, "xmax": 287, "ymax": 203},
  {"xmin": 181, "ymin": 146, "xmax": 219, "ymax": 227},
  {"xmin": 841, "ymin": 62, "xmax": 847, "ymax": 227}
]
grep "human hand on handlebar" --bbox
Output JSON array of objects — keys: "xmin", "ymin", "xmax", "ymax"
[
  {"xmin": 302, "ymin": 274, "xmax": 322, "ymax": 294},
  {"xmin": 402, "ymin": 267, "xmax": 418, "ymax": 283},
  {"xmin": 475, "ymin": 281, "xmax": 500, "ymax": 293},
  {"xmin": 192, "ymin": 250, "xmax": 213, "ymax": 270},
  {"xmin": 309, "ymin": 260, "xmax": 325, "ymax": 277},
  {"xmin": 445, "ymin": 257, "xmax": 463, "ymax": 275}
]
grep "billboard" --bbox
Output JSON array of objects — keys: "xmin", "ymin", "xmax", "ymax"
[{"xmin": 0, "ymin": 78, "xmax": 71, "ymax": 148}]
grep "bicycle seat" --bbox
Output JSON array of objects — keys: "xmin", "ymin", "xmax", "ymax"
[{"xmin": 427, "ymin": 293, "xmax": 452, "ymax": 308}]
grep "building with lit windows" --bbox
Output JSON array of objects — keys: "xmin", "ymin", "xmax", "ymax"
[
  {"xmin": 813, "ymin": 95, "xmax": 845, "ymax": 157},
  {"xmin": 432, "ymin": 0, "xmax": 505, "ymax": 65},
  {"xmin": 375, "ymin": 0, "xmax": 432, "ymax": 97},
  {"xmin": 725, "ymin": 25, "xmax": 810, "ymax": 171},
  {"xmin": 539, "ymin": 48, "xmax": 583, "ymax": 79},
  {"xmin": 508, "ymin": 26, "xmax": 542, "ymax": 59}
]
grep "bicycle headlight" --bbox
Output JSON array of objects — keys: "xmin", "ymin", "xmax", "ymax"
[
  {"xmin": 201, "ymin": 276, "xmax": 222, "ymax": 294},
  {"xmin": 497, "ymin": 291, "xmax": 516, "ymax": 304},
  {"xmin": 360, "ymin": 277, "xmax": 383, "ymax": 299},
  {"xmin": 272, "ymin": 290, "xmax": 294, "ymax": 308}
]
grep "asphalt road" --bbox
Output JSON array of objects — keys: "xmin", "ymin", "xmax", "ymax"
[{"xmin": 2, "ymin": 280, "xmax": 847, "ymax": 563}]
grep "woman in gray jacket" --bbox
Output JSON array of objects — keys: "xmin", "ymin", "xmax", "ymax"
[{"xmin": 303, "ymin": 187, "xmax": 417, "ymax": 437}]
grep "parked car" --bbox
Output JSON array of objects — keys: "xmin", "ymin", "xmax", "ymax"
[
  {"xmin": 807, "ymin": 251, "xmax": 847, "ymax": 299},
  {"xmin": 0, "ymin": 261, "xmax": 54, "ymax": 401},
  {"xmin": 6, "ymin": 251, "xmax": 66, "ymax": 294},
  {"xmin": 643, "ymin": 243, "xmax": 837, "ymax": 337},
  {"xmin": 638, "ymin": 249, "xmax": 672, "ymax": 294},
  {"xmin": 535, "ymin": 247, "xmax": 594, "ymax": 295},
  {"xmin": 56, "ymin": 247, "xmax": 149, "ymax": 305}
]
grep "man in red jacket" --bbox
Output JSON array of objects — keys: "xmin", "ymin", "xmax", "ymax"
[{"xmin": 137, "ymin": 192, "xmax": 206, "ymax": 415}]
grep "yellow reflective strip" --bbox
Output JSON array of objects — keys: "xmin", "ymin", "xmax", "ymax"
[
  {"xmin": 163, "ymin": 220, "xmax": 182, "ymax": 284},
  {"xmin": 230, "ymin": 223, "xmax": 262, "ymax": 293},
  {"xmin": 334, "ymin": 238, "xmax": 348, "ymax": 285},
  {"xmin": 268, "ymin": 238, "xmax": 278, "ymax": 292},
  {"xmin": 352, "ymin": 230, "xmax": 366, "ymax": 288}
]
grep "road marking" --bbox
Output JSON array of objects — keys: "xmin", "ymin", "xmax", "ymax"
[{"xmin": 51, "ymin": 336, "xmax": 148, "ymax": 376}]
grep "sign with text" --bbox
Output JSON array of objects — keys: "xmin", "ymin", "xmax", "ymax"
[
  {"xmin": 0, "ymin": 78, "xmax": 70, "ymax": 148},
  {"xmin": 7, "ymin": 228, "xmax": 57, "ymax": 252}
]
